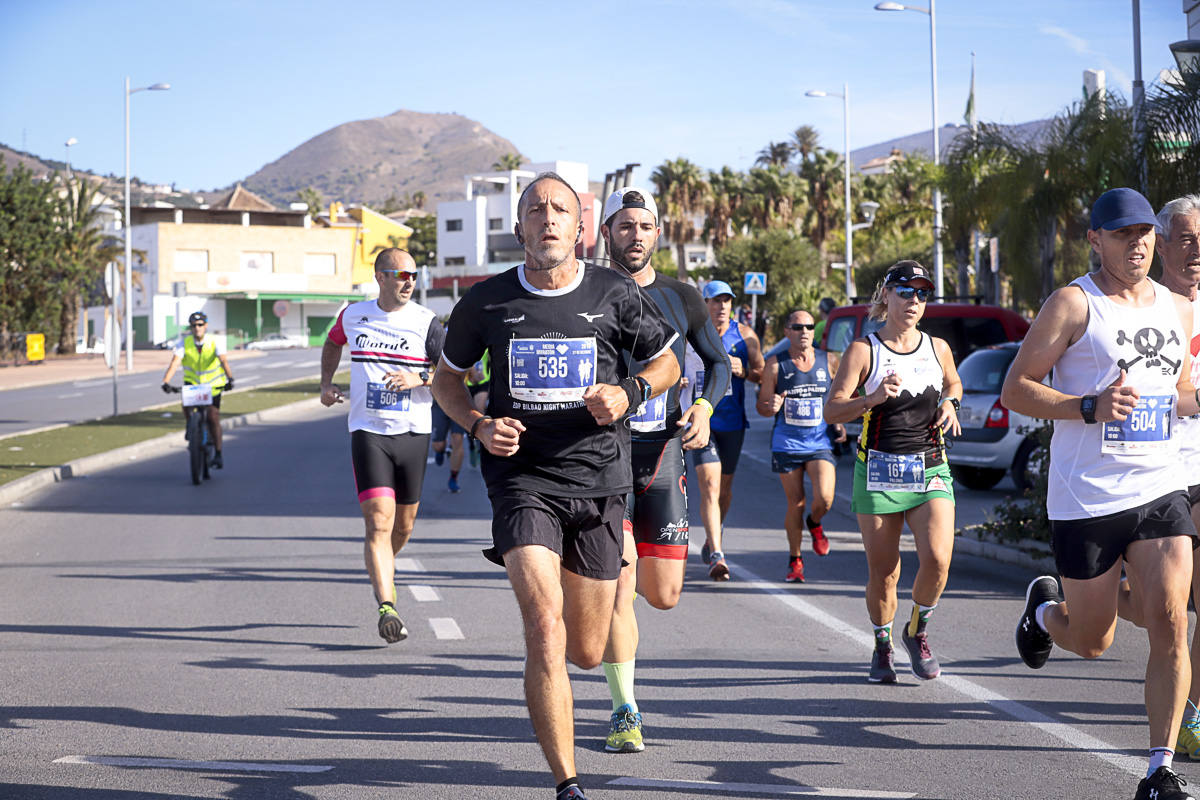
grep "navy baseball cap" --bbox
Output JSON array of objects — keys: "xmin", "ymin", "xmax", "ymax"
[
  {"xmin": 1090, "ymin": 188, "xmax": 1157, "ymax": 231},
  {"xmin": 188, "ymin": 311, "xmax": 208, "ymax": 324},
  {"xmin": 883, "ymin": 261, "xmax": 934, "ymax": 288},
  {"xmin": 703, "ymin": 280, "xmax": 736, "ymax": 300}
]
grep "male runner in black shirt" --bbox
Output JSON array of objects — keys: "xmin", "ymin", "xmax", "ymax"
[
  {"xmin": 595, "ymin": 186, "xmax": 730, "ymax": 754},
  {"xmin": 432, "ymin": 172, "xmax": 679, "ymax": 800}
]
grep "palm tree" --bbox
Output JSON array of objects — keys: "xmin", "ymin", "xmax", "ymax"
[
  {"xmin": 412, "ymin": 190, "xmax": 426, "ymax": 210},
  {"xmin": 791, "ymin": 125, "xmax": 821, "ymax": 165},
  {"xmin": 755, "ymin": 141, "xmax": 794, "ymax": 169},
  {"xmin": 798, "ymin": 149, "xmax": 844, "ymax": 258},
  {"xmin": 57, "ymin": 177, "xmax": 125, "ymax": 353},
  {"xmin": 492, "ymin": 153, "xmax": 523, "ymax": 171},
  {"xmin": 1143, "ymin": 70, "xmax": 1200, "ymax": 208},
  {"xmin": 705, "ymin": 167, "xmax": 746, "ymax": 248},
  {"xmin": 650, "ymin": 158, "xmax": 711, "ymax": 279}
]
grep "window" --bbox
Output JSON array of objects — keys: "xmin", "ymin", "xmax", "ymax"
[
  {"xmin": 825, "ymin": 317, "xmax": 857, "ymax": 354},
  {"xmin": 303, "ymin": 253, "xmax": 336, "ymax": 276},
  {"xmin": 444, "ymin": 256, "xmax": 466, "ymax": 266},
  {"xmin": 445, "ymin": 219, "xmax": 463, "ymax": 232},
  {"xmin": 240, "ymin": 251, "xmax": 274, "ymax": 273},
  {"xmin": 958, "ymin": 348, "xmax": 1017, "ymax": 394},
  {"xmin": 487, "ymin": 218, "xmax": 503, "ymax": 231},
  {"xmin": 174, "ymin": 249, "xmax": 209, "ymax": 273}
]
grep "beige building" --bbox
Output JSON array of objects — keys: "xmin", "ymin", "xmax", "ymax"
[{"xmin": 90, "ymin": 185, "xmax": 411, "ymax": 348}]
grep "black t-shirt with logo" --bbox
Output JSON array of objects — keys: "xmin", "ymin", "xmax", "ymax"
[{"xmin": 442, "ymin": 262, "xmax": 677, "ymax": 497}]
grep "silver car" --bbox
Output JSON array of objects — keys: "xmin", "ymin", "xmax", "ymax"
[{"xmin": 948, "ymin": 342, "xmax": 1046, "ymax": 492}]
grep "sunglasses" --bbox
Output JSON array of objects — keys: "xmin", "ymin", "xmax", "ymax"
[
  {"xmin": 379, "ymin": 269, "xmax": 418, "ymax": 281},
  {"xmin": 893, "ymin": 286, "xmax": 932, "ymax": 301},
  {"xmin": 787, "ymin": 324, "xmax": 815, "ymax": 331},
  {"xmin": 190, "ymin": 322, "xmax": 206, "ymax": 328}
]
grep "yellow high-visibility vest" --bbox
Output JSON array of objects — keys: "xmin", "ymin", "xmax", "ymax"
[{"xmin": 182, "ymin": 337, "xmax": 226, "ymax": 394}]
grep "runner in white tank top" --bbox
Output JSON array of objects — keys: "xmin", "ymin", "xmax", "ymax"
[
  {"xmin": 1002, "ymin": 188, "xmax": 1200, "ymax": 800},
  {"xmin": 1116, "ymin": 196, "xmax": 1200, "ymax": 769}
]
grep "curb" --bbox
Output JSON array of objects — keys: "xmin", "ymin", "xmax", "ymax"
[
  {"xmin": 0, "ymin": 396, "xmax": 325, "ymax": 507},
  {"xmin": 955, "ymin": 525, "xmax": 1056, "ymax": 573}
]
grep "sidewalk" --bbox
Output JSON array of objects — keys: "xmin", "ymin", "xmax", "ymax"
[{"xmin": 0, "ymin": 349, "xmax": 264, "ymax": 392}]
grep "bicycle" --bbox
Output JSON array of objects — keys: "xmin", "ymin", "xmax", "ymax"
[{"xmin": 165, "ymin": 383, "xmax": 219, "ymax": 485}]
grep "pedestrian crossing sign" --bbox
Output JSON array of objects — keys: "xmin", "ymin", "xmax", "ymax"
[{"xmin": 744, "ymin": 272, "xmax": 767, "ymax": 295}]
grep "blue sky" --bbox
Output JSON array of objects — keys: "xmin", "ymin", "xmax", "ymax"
[{"xmin": 1, "ymin": 0, "xmax": 1187, "ymax": 194}]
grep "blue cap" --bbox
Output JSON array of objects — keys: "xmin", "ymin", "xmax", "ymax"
[
  {"xmin": 703, "ymin": 280, "xmax": 735, "ymax": 300},
  {"xmin": 1090, "ymin": 188, "xmax": 1157, "ymax": 231}
]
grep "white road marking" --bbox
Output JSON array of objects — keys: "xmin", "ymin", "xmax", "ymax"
[
  {"xmin": 728, "ymin": 559, "xmax": 1146, "ymax": 779},
  {"xmin": 130, "ymin": 382, "xmax": 152, "ymax": 389},
  {"xmin": 409, "ymin": 584, "xmax": 440, "ymax": 602},
  {"xmin": 54, "ymin": 755, "xmax": 332, "ymax": 773},
  {"xmin": 60, "ymin": 392, "xmax": 83, "ymax": 398},
  {"xmin": 608, "ymin": 777, "xmax": 914, "ymax": 798},
  {"xmin": 262, "ymin": 362, "xmax": 291, "ymax": 369},
  {"xmin": 395, "ymin": 557, "xmax": 425, "ymax": 572},
  {"xmin": 72, "ymin": 379, "xmax": 111, "ymax": 388},
  {"xmin": 429, "ymin": 617, "xmax": 463, "ymax": 639},
  {"xmin": 741, "ymin": 451, "xmax": 771, "ymax": 465}
]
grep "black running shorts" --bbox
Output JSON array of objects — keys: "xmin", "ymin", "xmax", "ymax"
[
  {"xmin": 350, "ymin": 429, "xmax": 430, "ymax": 505},
  {"xmin": 627, "ymin": 438, "xmax": 689, "ymax": 560},
  {"xmin": 1188, "ymin": 483, "xmax": 1200, "ymax": 508},
  {"xmin": 431, "ymin": 402, "xmax": 464, "ymax": 441},
  {"xmin": 484, "ymin": 491, "xmax": 625, "ymax": 580},
  {"xmin": 1051, "ymin": 490, "xmax": 1197, "ymax": 580},
  {"xmin": 690, "ymin": 427, "xmax": 746, "ymax": 474}
]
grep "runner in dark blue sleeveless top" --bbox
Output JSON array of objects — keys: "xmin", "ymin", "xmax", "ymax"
[{"xmin": 756, "ymin": 309, "xmax": 845, "ymax": 583}]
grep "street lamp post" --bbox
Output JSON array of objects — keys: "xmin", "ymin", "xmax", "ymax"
[
  {"xmin": 64, "ymin": 138, "xmax": 77, "ymax": 180},
  {"xmin": 124, "ymin": 77, "xmax": 170, "ymax": 370},
  {"xmin": 805, "ymin": 84, "xmax": 857, "ymax": 300},
  {"xmin": 875, "ymin": 1, "xmax": 944, "ymax": 301}
]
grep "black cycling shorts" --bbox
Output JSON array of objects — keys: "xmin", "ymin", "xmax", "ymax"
[
  {"xmin": 484, "ymin": 490, "xmax": 625, "ymax": 580},
  {"xmin": 1051, "ymin": 490, "xmax": 1197, "ymax": 580},
  {"xmin": 690, "ymin": 427, "xmax": 746, "ymax": 474},
  {"xmin": 350, "ymin": 429, "xmax": 430, "ymax": 505},
  {"xmin": 627, "ymin": 438, "xmax": 688, "ymax": 559}
]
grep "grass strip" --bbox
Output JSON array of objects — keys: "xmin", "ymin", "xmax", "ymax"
[{"xmin": 0, "ymin": 371, "xmax": 347, "ymax": 487}]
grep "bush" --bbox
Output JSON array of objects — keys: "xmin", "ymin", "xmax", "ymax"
[{"xmin": 978, "ymin": 421, "xmax": 1051, "ymax": 544}]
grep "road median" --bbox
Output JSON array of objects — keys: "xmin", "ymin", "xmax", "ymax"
[{"xmin": 0, "ymin": 371, "xmax": 347, "ymax": 504}]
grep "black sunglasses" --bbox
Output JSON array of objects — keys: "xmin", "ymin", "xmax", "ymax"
[
  {"xmin": 190, "ymin": 322, "xmax": 206, "ymax": 328},
  {"xmin": 787, "ymin": 324, "xmax": 815, "ymax": 331},
  {"xmin": 893, "ymin": 286, "xmax": 932, "ymax": 301},
  {"xmin": 379, "ymin": 269, "xmax": 418, "ymax": 281}
]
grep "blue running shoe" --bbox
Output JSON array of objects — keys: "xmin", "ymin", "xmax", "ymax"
[
  {"xmin": 434, "ymin": 448, "xmax": 445, "ymax": 466},
  {"xmin": 448, "ymin": 476, "xmax": 461, "ymax": 493}
]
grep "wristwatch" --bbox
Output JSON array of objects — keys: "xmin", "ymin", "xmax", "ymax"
[
  {"xmin": 418, "ymin": 370, "xmax": 430, "ymax": 384},
  {"xmin": 945, "ymin": 397, "xmax": 960, "ymax": 412},
  {"xmin": 634, "ymin": 376, "xmax": 651, "ymax": 405},
  {"xmin": 1080, "ymin": 394, "xmax": 1098, "ymax": 424}
]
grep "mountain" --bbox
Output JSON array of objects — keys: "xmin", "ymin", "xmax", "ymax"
[
  {"xmin": 849, "ymin": 119, "xmax": 1052, "ymax": 168},
  {"xmin": 241, "ymin": 110, "xmax": 524, "ymax": 209}
]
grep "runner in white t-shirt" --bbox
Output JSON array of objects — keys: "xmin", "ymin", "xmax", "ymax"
[{"xmin": 320, "ymin": 248, "xmax": 444, "ymax": 645}]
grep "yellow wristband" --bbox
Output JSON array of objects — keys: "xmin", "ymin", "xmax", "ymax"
[{"xmin": 692, "ymin": 397, "xmax": 714, "ymax": 417}]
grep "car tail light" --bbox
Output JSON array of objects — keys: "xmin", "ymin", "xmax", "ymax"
[{"xmin": 985, "ymin": 399, "xmax": 1009, "ymax": 428}]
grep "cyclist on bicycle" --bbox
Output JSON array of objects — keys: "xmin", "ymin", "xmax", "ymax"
[{"xmin": 161, "ymin": 311, "xmax": 234, "ymax": 468}]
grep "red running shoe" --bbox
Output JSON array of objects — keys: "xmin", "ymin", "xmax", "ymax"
[
  {"xmin": 785, "ymin": 556, "xmax": 805, "ymax": 583},
  {"xmin": 807, "ymin": 516, "xmax": 830, "ymax": 556}
]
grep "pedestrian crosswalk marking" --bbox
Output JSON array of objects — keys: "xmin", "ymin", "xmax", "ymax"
[
  {"xmin": 409, "ymin": 584, "xmax": 440, "ymax": 602},
  {"xmin": 429, "ymin": 617, "xmax": 463, "ymax": 639}
]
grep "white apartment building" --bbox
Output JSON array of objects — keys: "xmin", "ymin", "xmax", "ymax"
[{"xmin": 435, "ymin": 161, "xmax": 593, "ymax": 276}]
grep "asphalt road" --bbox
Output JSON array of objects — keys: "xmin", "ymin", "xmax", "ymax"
[
  {"xmin": 0, "ymin": 348, "xmax": 325, "ymax": 439},
  {"xmin": 0, "ymin": 405, "xmax": 1169, "ymax": 799}
]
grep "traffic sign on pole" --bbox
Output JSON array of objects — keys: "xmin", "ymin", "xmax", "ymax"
[{"xmin": 744, "ymin": 272, "xmax": 767, "ymax": 295}]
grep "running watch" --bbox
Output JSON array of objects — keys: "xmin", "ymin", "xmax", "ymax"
[{"xmin": 1080, "ymin": 394, "xmax": 1098, "ymax": 424}]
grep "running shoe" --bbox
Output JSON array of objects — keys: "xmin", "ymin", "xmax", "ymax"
[
  {"xmin": 434, "ymin": 448, "xmax": 445, "ymax": 466},
  {"xmin": 448, "ymin": 476, "xmax": 461, "ymax": 493},
  {"xmin": 212, "ymin": 451, "xmax": 224, "ymax": 469},
  {"xmin": 785, "ymin": 556, "xmax": 805, "ymax": 583},
  {"xmin": 708, "ymin": 551, "xmax": 730, "ymax": 581},
  {"xmin": 807, "ymin": 516, "xmax": 829, "ymax": 556},
  {"xmin": 1180, "ymin": 718, "xmax": 1200, "ymax": 760},
  {"xmin": 469, "ymin": 443, "xmax": 480, "ymax": 468},
  {"xmin": 1016, "ymin": 575, "xmax": 1059, "ymax": 669},
  {"xmin": 1136, "ymin": 766, "xmax": 1195, "ymax": 800},
  {"xmin": 900, "ymin": 627, "xmax": 941, "ymax": 680},
  {"xmin": 377, "ymin": 604, "xmax": 408, "ymax": 643},
  {"xmin": 869, "ymin": 644, "xmax": 898, "ymax": 684},
  {"xmin": 604, "ymin": 704, "xmax": 644, "ymax": 753},
  {"xmin": 557, "ymin": 787, "xmax": 590, "ymax": 800}
]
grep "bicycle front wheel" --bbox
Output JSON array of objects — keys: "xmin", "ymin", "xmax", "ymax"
[{"xmin": 187, "ymin": 412, "xmax": 204, "ymax": 485}]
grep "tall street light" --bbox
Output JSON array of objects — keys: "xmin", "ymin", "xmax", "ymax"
[
  {"xmin": 124, "ymin": 77, "xmax": 170, "ymax": 370},
  {"xmin": 805, "ymin": 85, "xmax": 859, "ymax": 301},
  {"xmin": 875, "ymin": 1, "xmax": 944, "ymax": 301},
  {"xmin": 64, "ymin": 137, "xmax": 77, "ymax": 180}
]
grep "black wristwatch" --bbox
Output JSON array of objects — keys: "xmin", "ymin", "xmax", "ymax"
[
  {"xmin": 1080, "ymin": 394, "xmax": 1098, "ymax": 424},
  {"xmin": 633, "ymin": 375, "xmax": 651, "ymax": 406},
  {"xmin": 945, "ymin": 397, "xmax": 960, "ymax": 412},
  {"xmin": 418, "ymin": 370, "xmax": 430, "ymax": 384}
]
